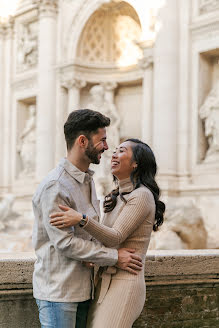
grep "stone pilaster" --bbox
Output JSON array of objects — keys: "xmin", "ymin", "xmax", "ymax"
[
  {"xmin": 153, "ymin": 0, "xmax": 179, "ymax": 182},
  {"xmin": 1, "ymin": 18, "xmax": 14, "ymax": 190},
  {"xmin": 0, "ymin": 22, "xmax": 4, "ymax": 189},
  {"xmin": 35, "ymin": 0, "xmax": 58, "ymax": 181},
  {"xmin": 138, "ymin": 44, "xmax": 154, "ymax": 146}
]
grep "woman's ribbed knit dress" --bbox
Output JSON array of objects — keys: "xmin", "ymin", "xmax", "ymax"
[{"xmin": 83, "ymin": 178, "xmax": 155, "ymax": 328}]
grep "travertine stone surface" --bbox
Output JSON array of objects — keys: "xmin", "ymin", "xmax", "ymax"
[{"xmin": 0, "ymin": 251, "xmax": 218, "ymax": 328}]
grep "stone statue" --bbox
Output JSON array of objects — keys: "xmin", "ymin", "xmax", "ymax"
[
  {"xmin": 149, "ymin": 198, "xmax": 207, "ymax": 250},
  {"xmin": 17, "ymin": 22, "xmax": 38, "ymax": 70},
  {"xmin": 0, "ymin": 194, "xmax": 15, "ymax": 230},
  {"xmin": 199, "ymin": 82, "xmax": 219, "ymax": 162},
  {"xmin": 18, "ymin": 105, "xmax": 36, "ymax": 177},
  {"xmin": 87, "ymin": 84, "xmax": 120, "ymax": 198}
]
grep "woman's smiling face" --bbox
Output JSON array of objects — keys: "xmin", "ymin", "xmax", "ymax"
[{"xmin": 111, "ymin": 141, "xmax": 137, "ymax": 180}]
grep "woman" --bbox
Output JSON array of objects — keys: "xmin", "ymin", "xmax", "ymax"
[{"xmin": 50, "ymin": 139, "xmax": 165, "ymax": 327}]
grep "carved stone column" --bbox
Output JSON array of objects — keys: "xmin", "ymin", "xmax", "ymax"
[
  {"xmin": 1, "ymin": 19, "xmax": 14, "ymax": 190},
  {"xmin": 138, "ymin": 45, "xmax": 154, "ymax": 146},
  {"xmin": 153, "ymin": 0, "xmax": 179, "ymax": 180},
  {"xmin": 35, "ymin": 0, "xmax": 58, "ymax": 181},
  {"xmin": 62, "ymin": 79, "xmax": 86, "ymax": 114}
]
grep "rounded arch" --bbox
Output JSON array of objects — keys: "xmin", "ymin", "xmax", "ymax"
[{"xmin": 64, "ymin": 0, "xmax": 144, "ymax": 63}]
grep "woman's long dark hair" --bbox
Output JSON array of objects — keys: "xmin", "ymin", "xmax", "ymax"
[{"xmin": 103, "ymin": 139, "xmax": 165, "ymax": 231}]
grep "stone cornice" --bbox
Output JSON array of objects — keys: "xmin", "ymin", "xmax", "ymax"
[
  {"xmin": 190, "ymin": 13, "xmax": 219, "ymax": 37},
  {"xmin": 33, "ymin": 0, "xmax": 58, "ymax": 17},
  {"xmin": 58, "ymin": 62, "xmax": 143, "ymax": 84}
]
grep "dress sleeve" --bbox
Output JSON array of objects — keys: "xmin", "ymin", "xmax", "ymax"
[{"xmin": 83, "ymin": 190, "xmax": 155, "ymax": 247}]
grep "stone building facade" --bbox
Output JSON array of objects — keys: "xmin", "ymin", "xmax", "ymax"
[{"xmin": 0, "ymin": 0, "xmax": 219, "ymax": 251}]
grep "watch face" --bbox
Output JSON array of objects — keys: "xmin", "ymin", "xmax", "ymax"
[{"xmin": 79, "ymin": 218, "xmax": 87, "ymax": 227}]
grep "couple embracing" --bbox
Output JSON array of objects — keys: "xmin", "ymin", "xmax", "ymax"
[{"xmin": 32, "ymin": 109, "xmax": 165, "ymax": 328}]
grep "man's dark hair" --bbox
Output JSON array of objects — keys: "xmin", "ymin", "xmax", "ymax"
[{"xmin": 64, "ymin": 109, "xmax": 110, "ymax": 150}]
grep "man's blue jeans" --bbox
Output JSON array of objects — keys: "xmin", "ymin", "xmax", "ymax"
[{"xmin": 36, "ymin": 299, "xmax": 90, "ymax": 328}]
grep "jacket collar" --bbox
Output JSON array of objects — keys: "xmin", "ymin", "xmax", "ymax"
[{"xmin": 59, "ymin": 158, "xmax": 94, "ymax": 184}]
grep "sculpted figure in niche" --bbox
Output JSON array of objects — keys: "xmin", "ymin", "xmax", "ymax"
[
  {"xmin": 199, "ymin": 82, "xmax": 219, "ymax": 161},
  {"xmin": 87, "ymin": 85, "xmax": 120, "ymax": 198},
  {"xmin": 18, "ymin": 105, "xmax": 36, "ymax": 177}
]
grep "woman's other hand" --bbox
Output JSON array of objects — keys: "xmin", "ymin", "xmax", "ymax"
[{"xmin": 50, "ymin": 204, "xmax": 82, "ymax": 228}]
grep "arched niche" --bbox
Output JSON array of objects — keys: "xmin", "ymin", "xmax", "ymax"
[
  {"xmin": 76, "ymin": 1, "xmax": 142, "ymax": 67},
  {"xmin": 64, "ymin": 0, "xmax": 145, "ymax": 63},
  {"xmin": 74, "ymin": 1, "xmax": 143, "ymax": 141}
]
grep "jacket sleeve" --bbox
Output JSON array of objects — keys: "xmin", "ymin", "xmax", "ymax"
[
  {"xmin": 83, "ymin": 190, "xmax": 155, "ymax": 247},
  {"xmin": 36, "ymin": 181, "xmax": 118, "ymax": 266}
]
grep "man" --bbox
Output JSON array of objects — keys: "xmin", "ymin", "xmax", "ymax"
[{"xmin": 32, "ymin": 109, "xmax": 142, "ymax": 328}]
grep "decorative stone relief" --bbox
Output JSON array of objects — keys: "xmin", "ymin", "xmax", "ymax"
[
  {"xmin": 199, "ymin": 81, "xmax": 219, "ymax": 162},
  {"xmin": 17, "ymin": 21, "xmax": 38, "ymax": 71},
  {"xmin": 17, "ymin": 105, "xmax": 36, "ymax": 177},
  {"xmin": 199, "ymin": 0, "xmax": 219, "ymax": 14},
  {"xmin": 87, "ymin": 84, "xmax": 120, "ymax": 198}
]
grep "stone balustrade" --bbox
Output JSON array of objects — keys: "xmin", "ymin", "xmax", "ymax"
[{"xmin": 0, "ymin": 250, "xmax": 218, "ymax": 328}]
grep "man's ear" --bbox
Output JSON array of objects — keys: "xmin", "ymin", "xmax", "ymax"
[{"xmin": 77, "ymin": 135, "xmax": 89, "ymax": 148}]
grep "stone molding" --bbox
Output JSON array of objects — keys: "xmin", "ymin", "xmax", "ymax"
[
  {"xmin": 190, "ymin": 15, "xmax": 219, "ymax": 40},
  {"xmin": 58, "ymin": 62, "xmax": 143, "ymax": 84},
  {"xmin": 12, "ymin": 75, "xmax": 37, "ymax": 92},
  {"xmin": 33, "ymin": 0, "xmax": 58, "ymax": 17}
]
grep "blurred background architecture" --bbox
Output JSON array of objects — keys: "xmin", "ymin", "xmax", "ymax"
[{"xmin": 0, "ymin": 0, "xmax": 219, "ymax": 252}]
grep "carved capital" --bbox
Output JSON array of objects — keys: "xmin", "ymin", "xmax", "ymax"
[
  {"xmin": 0, "ymin": 17, "xmax": 14, "ymax": 38},
  {"xmin": 138, "ymin": 55, "xmax": 153, "ymax": 70},
  {"xmin": 33, "ymin": 0, "xmax": 58, "ymax": 17},
  {"xmin": 102, "ymin": 82, "xmax": 118, "ymax": 92},
  {"xmin": 62, "ymin": 79, "xmax": 86, "ymax": 90},
  {"xmin": 136, "ymin": 41, "xmax": 154, "ymax": 70},
  {"xmin": 0, "ymin": 22, "xmax": 5, "ymax": 37}
]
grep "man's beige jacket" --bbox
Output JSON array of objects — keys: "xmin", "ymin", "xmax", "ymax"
[{"xmin": 32, "ymin": 158, "xmax": 117, "ymax": 302}]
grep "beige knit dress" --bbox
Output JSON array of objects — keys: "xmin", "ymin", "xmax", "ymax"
[{"xmin": 83, "ymin": 178, "xmax": 155, "ymax": 328}]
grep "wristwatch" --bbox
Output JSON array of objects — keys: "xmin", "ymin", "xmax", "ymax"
[{"xmin": 79, "ymin": 214, "xmax": 87, "ymax": 227}]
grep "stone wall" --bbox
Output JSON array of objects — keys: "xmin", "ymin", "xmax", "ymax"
[{"xmin": 0, "ymin": 250, "xmax": 218, "ymax": 328}]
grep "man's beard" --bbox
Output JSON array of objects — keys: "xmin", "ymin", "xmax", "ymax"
[{"xmin": 85, "ymin": 140, "xmax": 104, "ymax": 164}]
